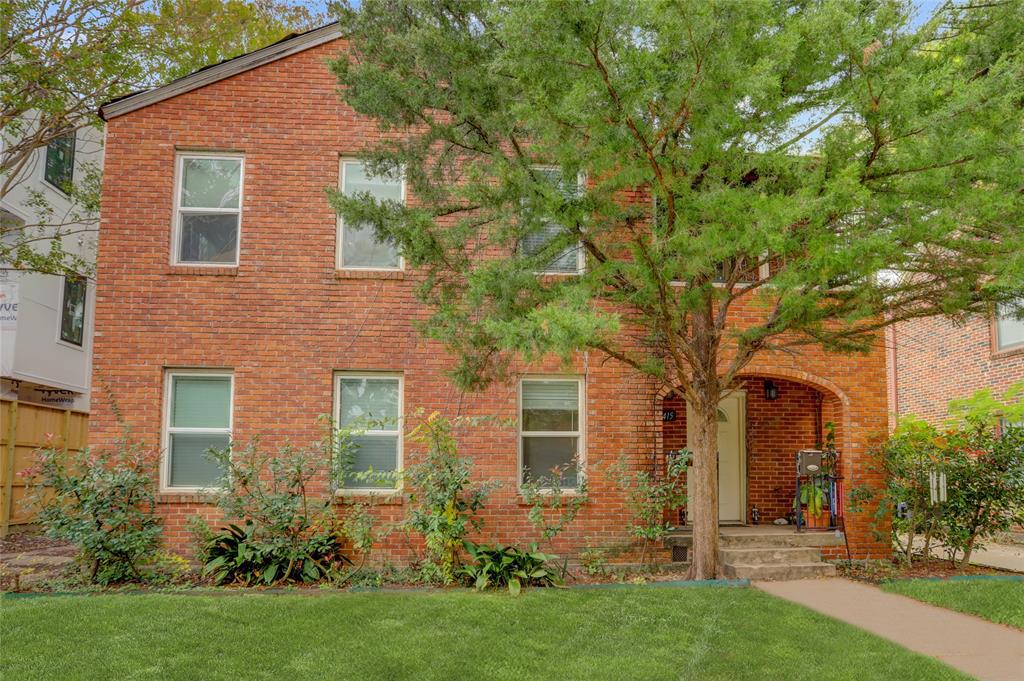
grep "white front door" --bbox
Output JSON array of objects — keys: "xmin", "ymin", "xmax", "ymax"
[{"xmin": 687, "ymin": 393, "xmax": 746, "ymax": 524}]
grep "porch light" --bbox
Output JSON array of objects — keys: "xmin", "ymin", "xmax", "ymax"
[{"xmin": 764, "ymin": 380, "xmax": 780, "ymax": 401}]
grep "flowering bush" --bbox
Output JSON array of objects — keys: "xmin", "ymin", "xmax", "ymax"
[{"xmin": 25, "ymin": 436, "xmax": 162, "ymax": 584}]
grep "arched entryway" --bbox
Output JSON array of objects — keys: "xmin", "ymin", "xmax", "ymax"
[{"xmin": 657, "ymin": 374, "xmax": 847, "ymax": 526}]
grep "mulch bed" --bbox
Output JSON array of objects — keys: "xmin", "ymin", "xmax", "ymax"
[
  {"xmin": 0, "ymin": 532, "xmax": 74, "ymax": 557},
  {"xmin": 838, "ymin": 556, "xmax": 1016, "ymax": 584}
]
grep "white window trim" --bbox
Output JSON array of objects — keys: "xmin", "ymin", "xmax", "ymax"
[
  {"xmin": 336, "ymin": 159, "xmax": 406, "ymax": 272},
  {"xmin": 333, "ymin": 371, "xmax": 404, "ymax": 494},
  {"xmin": 55, "ymin": 274, "xmax": 86, "ymax": 351},
  {"xmin": 161, "ymin": 369, "xmax": 234, "ymax": 493},
  {"xmin": 171, "ymin": 152, "xmax": 244, "ymax": 267},
  {"xmin": 995, "ymin": 301, "xmax": 1024, "ymax": 352},
  {"xmin": 518, "ymin": 376, "xmax": 585, "ymax": 491},
  {"xmin": 528, "ymin": 166, "xmax": 586, "ymax": 276}
]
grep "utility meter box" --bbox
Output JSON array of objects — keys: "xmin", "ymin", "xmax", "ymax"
[{"xmin": 796, "ymin": 449, "xmax": 824, "ymax": 476}]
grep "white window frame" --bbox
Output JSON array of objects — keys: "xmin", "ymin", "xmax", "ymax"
[
  {"xmin": 333, "ymin": 372, "xmax": 404, "ymax": 494},
  {"xmin": 527, "ymin": 166, "xmax": 586, "ymax": 276},
  {"xmin": 518, "ymin": 376, "xmax": 585, "ymax": 491},
  {"xmin": 161, "ymin": 369, "xmax": 234, "ymax": 493},
  {"xmin": 336, "ymin": 159, "xmax": 406, "ymax": 272},
  {"xmin": 171, "ymin": 152, "xmax": 244, "ymax": 267},
  {"xmin": 995, "ymin": 300, "xmax": 1024, "ymax": 352},
  {"xmin": 55, "ymin": 274, "xmax": 86, "ymax": 350}
]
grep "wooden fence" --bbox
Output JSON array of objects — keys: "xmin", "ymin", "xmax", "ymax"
[{"xmin": 0, "ymin": 400, "xmax": 89, "ymax": 537}]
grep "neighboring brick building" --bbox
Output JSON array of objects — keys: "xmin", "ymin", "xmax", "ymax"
[
  {"xmin": 887, "ymin": 306, "xmax": 1024, "ymax": 426},
  {"xmin": 94, "ymin": 25, "xmax": 890, "ymax": 564}
]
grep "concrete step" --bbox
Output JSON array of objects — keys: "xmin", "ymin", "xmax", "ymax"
[
  {"xmin": 720, "ymin": 546, "xmax": 823, "ymax": 565},
  {"xmin": 664, "ymin": 530, "xmax": 844, "ymax": 549},
  {"xmin": 723, "ymin": 561, "xmax": 837, "ymax": 581}
]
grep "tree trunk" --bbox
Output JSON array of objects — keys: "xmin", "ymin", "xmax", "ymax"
[{"xmin": 687, "ymin": 398, "xmax": 721, "ymax": 580}]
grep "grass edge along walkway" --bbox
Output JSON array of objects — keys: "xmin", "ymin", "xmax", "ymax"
[
  {"xmin": 756, "ymin": 577, "xmax": 1024, "ymax": 681},
  {"xmin": 1, "ymin": 584, "xmax": 973, "ymax": 681},
  {"xmin": 881, "ymin": 576, "xmax": 1024, "ymax": 630}
]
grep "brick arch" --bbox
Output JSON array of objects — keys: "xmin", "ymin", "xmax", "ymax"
[
  {"xmin": 734, "ymin": 369, "xmax": 852, "ymax": 465},
  {"xmin": 651, "ymin": 369, "xmax": 851, "ymax": 448},
  {"xmin": 652, "ymin": 369, "xmax": 853, "ymax": 523}
]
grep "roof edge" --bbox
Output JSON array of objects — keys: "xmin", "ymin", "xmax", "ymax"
[{"xmin": 99, "ymin": 23, "xmax": 343, "ymax": 121}]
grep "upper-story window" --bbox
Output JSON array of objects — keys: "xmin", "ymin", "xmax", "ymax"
[
  {"xmin": 520, "ymin": 167, "xmax": 584, "ymax": 275},
  {"xmin": 338, "ymin": 160, "xmax": 404, "ymax": 270},
  {"xmin": 173, "ymin": 153, "xmax": 243, "ymax": 265},
  {"xmin": 44, "ymin": 133, "xmax": 76, "ymax": 193},
  {"xmin": 995, "ymin": 299, "xmax": 1024, "ymax": 352},
  {"xmin": 59, "ymin": 275, "xmax": 87, "ymax": 346}
]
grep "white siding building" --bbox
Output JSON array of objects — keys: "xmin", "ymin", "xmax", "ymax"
[{"xmin": 1, "ymin": 123, "xmax": 102, "ymax": 411}]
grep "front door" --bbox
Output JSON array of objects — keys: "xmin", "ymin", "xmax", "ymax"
[{"xmin": 687, "ymin": 393, "xmax": 746, "ymax": 524}]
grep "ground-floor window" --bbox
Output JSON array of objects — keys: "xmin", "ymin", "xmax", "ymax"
[
  {"xmin": 162, "ymin": 371, "xmax": 232, "ymax": 490},
  {"xmin": 334, "ymin": 373, "xmax": 402, "ymax": 490},
  {"xmin": 519, "ymin": 377, "xmax": 583, "ymax": 488}
]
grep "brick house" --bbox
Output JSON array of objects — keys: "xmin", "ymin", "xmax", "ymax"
[
  {"xmin": 887, "ymin": 304, "xmax": 1024, "ymax": 426},
  {"xmin": 94, "ymin": 25, "xmax": 890, "ymax": 570}
]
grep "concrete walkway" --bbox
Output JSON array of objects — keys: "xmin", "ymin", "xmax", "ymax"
[{"xmin": 756, "ymin": 578, "xmax": 1024, "ymax": 681}]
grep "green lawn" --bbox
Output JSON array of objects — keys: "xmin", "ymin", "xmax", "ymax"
[
  {"xmin": 882, "ymin": 578, "xmax": 1024, "ymax": 629},
  {"xmin": 1, "ymin": 586, "xmax": 969, "ymax": 681}
]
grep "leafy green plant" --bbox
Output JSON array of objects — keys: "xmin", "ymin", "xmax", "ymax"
[
  {"xmin": 201, "ymin": 521, "xmax": 348, "ymax": 586},
  {"xmin": 860, "ymin": 383, "xmax": 1024, "ymax": 567},
  {"xmin": 613, "ymin": 450, "xmax": 689, "ymax": 566},
  {"xmin": 462, "ymin": 541, "xmax": 558, "ymax": 595},
  {"xmin": 795, "ymin": 479, "xmax": 828, "ymax": 518},
  {"xmin": 521, "ymin": 461, "xmax": 587, "ymax": 579},
  {"xmin": 197, "ymin": 435, "xmax": 352, "ymax": 585},
  {"xmin": 24, "ymin": 435, "xmax": 162, "ymax": 584},
  {"xmin": 578, "ymin": 546, "xmax": 608, "ymax": 576},
  {"xmin": 402, "ymin": 411, "xmax": 500, "ymax": 584}
]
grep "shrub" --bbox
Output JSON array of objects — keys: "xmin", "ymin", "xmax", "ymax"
[
  {"xmin": 462, "ymin": 541, "xmax": 558, "ymax": 595},
  {"xmin": 25, "ymin": 436, "xmax": 162, "ymax": 585},
  {"xmin": 521, "ymin": 461, "xmax": 587, "ymax": 579},
  {"xmin": 402, "ymin": 411, "xmax": 499, "ymax": 584},
  {"xmin": 939, "ymin": 423, "xmax": 1024, "ymax": 566},
  {"xmin": 613, "ymin": 451, "xmax": 689, "ymax": 566},
  {"xmin": 197, "ymin": 437, "xmax": 352, "ymax": 585},
  {"xmin": 862, "ymin": 384, "xmax": 1024, "ymax": 567}
]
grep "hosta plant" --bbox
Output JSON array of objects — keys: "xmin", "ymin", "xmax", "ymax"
[
  {"xmin": 462, "ymin": 541, "xmax": 559, "ymax": 595},
  {"xmin": 201, "ymin": 521, "xmax": 350, "ymax": 586}
]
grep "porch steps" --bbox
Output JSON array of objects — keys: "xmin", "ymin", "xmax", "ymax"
[{"xmin": 663, "ymin": 528, "xmax": 841, "ymax": 581}]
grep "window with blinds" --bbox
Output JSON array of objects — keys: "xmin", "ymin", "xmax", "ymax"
[
  {"xmin": 335, "ymin": 374, "xmax": 402, "ymax": 489},
  {"xmin": 520, "ymin": 378, "xmax": 582, "ymax": 488},
  {"xmin": 164, "ymin": 372, "xmax": 232, "ymax": 489}
]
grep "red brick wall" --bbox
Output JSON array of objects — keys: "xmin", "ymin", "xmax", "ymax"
[
  {"xmin": 92, "ymin": 38, "xmax": 892, "ymax": 562},
  {"xmin": 889, "ymin": 314, "xmax": 1024, "ymax": 426}
]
